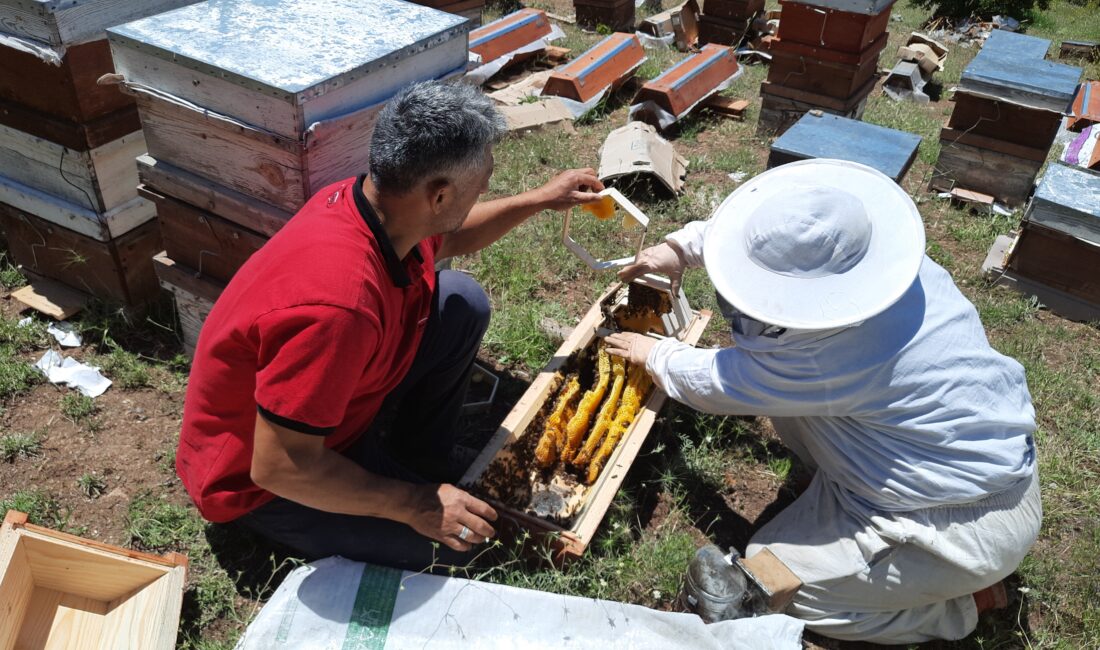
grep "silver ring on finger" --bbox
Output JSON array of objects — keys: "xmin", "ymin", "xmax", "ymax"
[{"xmin": 458, "ymin": 525, "xmax": 471, "ymax": 541}]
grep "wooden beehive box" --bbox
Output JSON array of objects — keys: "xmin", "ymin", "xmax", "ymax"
[
  {"xmin": 542, "ymin": 33, "xmax": 646, "ymax": 104},
  {"xmin": 107, "ymin": 0, "xmax": 471, "ymax": 213},
  {"xmin": 776, "ymin": 0, "xmax": 894, "ymax": 54},
  {"xmin": 460, "ymin": 281, "xmax": 711, "ymax": 560},
  {"xmin": 0, "ymin": 0, "xmax": 199, "ymax": 123},
  {"xmin": 1025, "ymin": 162, "xmax": 1100, "ymax": 245},
  {"xmin": 768, "ymin": 111, "xmax": 921, "ymax": 183},
  {"xmin": 634, "ymin": 44, "xmax": 740, "ymax": 124},
  {"xmin": 958, "ymin": 31, "xmax": 1081, "ymax": 114},
  {"xmin": 469, "ymin": 8, "xmax": 551, "ymax": 65},
  {"xmin": 703, "ymin": 0, "xmax": 764, "ymax": 21},
  {"xmin": 0, "ymin": 510, "xmax": 187, "ymax": 649},
  {"xmin": 947, "ymin": 92, "xmax": 1063, "ymax": 152},
  {"xmin": 152, "ymin": 252, "xmax": 224, "ymax": 356},
  {"xmin": 766, "ymin": 31, "xmax": 887, "ymax": 98},
  {"xmin": 1007, "ymin": 222, "xmax": 1100, "ymax": 305}
]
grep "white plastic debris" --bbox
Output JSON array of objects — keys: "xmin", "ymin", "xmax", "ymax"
[
  {"xmin": 729, "ymin": 171, "xmax": 749, "ymax": 182},
  {"xmin": 17, "ymin": 317, "xmax": 32, "ymax": 327},
  {"xmin": 34, "ymin": 350, "xmax": 112, "ymax": 398},
  {"xmin": 46, "ymin": 321, "xmax": 82, "ymax": 348}
]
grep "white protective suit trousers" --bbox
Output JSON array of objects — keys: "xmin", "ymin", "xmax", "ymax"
[{"xmin": 746, "ymin": 459, "xmax": 1041, "ymax": 643}]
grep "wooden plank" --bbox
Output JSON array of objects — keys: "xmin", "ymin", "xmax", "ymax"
[
  {"xmin": 0, "ymin": 532, "xmax": 35, "ymax": 648},
  {"xmin": 89, "ymin": 130, "xmax": 146, "ymax": 212},
  {"xmin": 939, "ymin": 126, "xmax": 1047, "ymax": 163},
  {"xmin": 0, "ymin": 98, "xmax": 140, "ymax": 152},
  {"xmin": 19, "ymin": 533, "xmax": 168, "ymax": 603},
  {"xmin": 705, "ymin": 96, "xmax": 749, "ymax": 119},
  {"xmin": 136, "ymin": 155, "xmax": 292, "ymax": 238},
  {"xmin": 102, "ymin": 569, "xmax": 186, "ymax": 650},
  {"xmin": 0, "ymin": 172, "xmax": 156, "ymax": 241},
  {"xmin": 931, "ymin": 139, "xmax": 1042, "ymax": 207},
  {"xmin": 133, "ymin": 92, "xmax": 307, "ymax": 213},
  {"xmin": 0, "ymin": 203, "xmax": 162, "ymax": 305},
  {"xmin": 141, "ymin": 185, "xmax": 268, "ymax": 284},
  {"xmin": 10, "ymin": 280, "xmax": 89, "ymax": 321}
]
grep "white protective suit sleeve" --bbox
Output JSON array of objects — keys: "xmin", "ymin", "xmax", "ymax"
[{"xmin": 665, "ymin": 220, "xmax": 710, "ymax": 269}]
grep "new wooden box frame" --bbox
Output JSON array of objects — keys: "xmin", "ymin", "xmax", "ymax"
[
  {"xmin": 459, "ymin": 283, "xmax": 712, "ymax": 560},
  {"xmin": 0, "ymin": 510, "xmax": 187, "ymax": 649}
]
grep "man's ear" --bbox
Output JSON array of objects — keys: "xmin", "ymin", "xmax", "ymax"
[{"xmin": 426, "ymin": 178, "xmax": 451, "ymax": 215}]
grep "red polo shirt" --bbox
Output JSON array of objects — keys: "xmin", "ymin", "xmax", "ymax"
[{"xmin": 177, "ymin": 176, "xmax": 440, "ymax": 523}]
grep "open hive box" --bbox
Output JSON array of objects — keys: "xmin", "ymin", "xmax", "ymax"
[
  {"xmin": 0, "ymin": 511, "xmax": 187, "ymax": 649},
  {"xmin": 460, "ymin": 191, "xmax": 711, "ymax": 559}
]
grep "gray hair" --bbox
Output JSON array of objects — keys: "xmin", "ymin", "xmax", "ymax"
[{"xmin": 369, "ymin": 81, "xmax": 506, "ymax": 194}]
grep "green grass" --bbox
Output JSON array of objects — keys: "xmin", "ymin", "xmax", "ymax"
[
  {"xmin": 0, "ymin": 489, "xmax": 67, "ymax": 529},
  {"xmin": 0, "ymin": 430, "xmax": 42, "ymax": 462},
  {"xmin": 60, "ymin": 392, "xmax": 98, "ymax": 423},
  {"xmin": 77, "ymin": 473, "xmax": 107, "ymax": 499},
  {"xmin": 0, "ymin": 252, "xmax": 23, "ymax": 289}
]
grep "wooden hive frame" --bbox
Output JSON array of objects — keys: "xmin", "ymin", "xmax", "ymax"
[
  {"xmin": 459, "ymin": 282, "xmax": 712, "ymax": 561},
  {"xmin": 0, "ymin": 510, "xmax": 187, "ymax": 650},
  {"xmin": 542, "ymin": 33, "xmax": 646, "ymax": 104},
  {"xmin": 634, "ymin": 44, "xmax": 741, "ymax": 123}
]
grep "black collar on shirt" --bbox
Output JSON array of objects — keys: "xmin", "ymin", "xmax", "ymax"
[{"xmin": 352, "ymin": 174, "xmax": 423, "ymax": 288}]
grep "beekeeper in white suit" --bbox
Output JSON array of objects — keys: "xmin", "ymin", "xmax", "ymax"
[{"xmin": 605, "ymin": 159, "xmax": 1041, "ymax": 644}]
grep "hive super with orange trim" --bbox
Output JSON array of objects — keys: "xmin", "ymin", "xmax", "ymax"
[
  {"xmin": 469, "ymin": 8, "xmax": 553, "ymax": 65},
  {"xmin": 635, "ymin": 44, "xmax": 740, "ymax": 120},
  {"xmin": 542, "ymin": 33, "xmax": 646, "ymax": 103}
]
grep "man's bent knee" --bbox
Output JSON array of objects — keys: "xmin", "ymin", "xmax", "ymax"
[{"xmin": 438, "ymin": 270, "xmax": 491, "ymax": 336}]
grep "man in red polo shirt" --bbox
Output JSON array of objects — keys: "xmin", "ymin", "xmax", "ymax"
[{"xmin": 177, "ymin": 81, "xmax": 603, "ymax": 569}]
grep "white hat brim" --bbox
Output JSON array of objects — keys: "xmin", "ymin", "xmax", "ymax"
[{"xmin": 703, "ymin": 159, "xmax": 925, "ymax": 330}]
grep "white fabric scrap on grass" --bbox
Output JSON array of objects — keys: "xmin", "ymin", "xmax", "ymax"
[
  {"xmin": 34, "ymin": 350, "xmax": 111, "ymax": 398},
  {"xmin": 46, "ymin": 321, "xmax": 82, "ymax": 348}
]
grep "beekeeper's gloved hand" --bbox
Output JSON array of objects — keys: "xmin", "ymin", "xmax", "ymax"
[{"xmin": 617, "ymin": 241, "xmax": 687, "ymax": 295}]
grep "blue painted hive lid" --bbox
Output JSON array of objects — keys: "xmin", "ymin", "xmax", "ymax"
[
  {"xmin": 960, "ymin": 32, "xmax": 1081, "ymax": 113},
  {"xmin": 1027, "ymin": 162, "xmax": 1100, "ymax": 245},
  {"xmin": 107, "ymin": 0, "xmax": 470, "ymax": 102},
  {"xmin": 770, "ymin": 112, "xmax": 922, "ymax": 182},
  {"xmin": 980, "ymin": 29, "xmax": 1051, "ymax": 60}
]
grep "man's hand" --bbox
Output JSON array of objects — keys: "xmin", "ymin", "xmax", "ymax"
[
  {"xmin": 617, "ymin": 242, "xmax": 688, "ymax": 295},
  {"xmin": 535, "ymin": 168, "xmax": 605, "ymax": 211},
  {"xmin": 406, "ymin": 483, "xmax": 498, "ymax": 552},
  {"xmin": 604, "ymin": 332, "xmax": 658, "ymax": 367}
]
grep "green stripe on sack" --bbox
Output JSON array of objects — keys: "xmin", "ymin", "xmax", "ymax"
[{"xmin": 342, "ymin": 564, "xmax": 402, "ymax": 650}]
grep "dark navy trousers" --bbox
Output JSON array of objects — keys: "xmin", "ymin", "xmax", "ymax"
[{"xmin": 238, "ymin": 270, "xmax": 491, "ymax": 570}]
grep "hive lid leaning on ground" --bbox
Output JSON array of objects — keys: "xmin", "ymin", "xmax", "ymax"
[
  {"xmin": 107, "ymin": 0, "xmax": 471, "ymax": 136},
  {"xmin": 1026, "ymin": 162, "xmax": 1100, "ymax": 245},
  {"xmin": 959, "ymin": 31, "xmax": 1081, "ymax": 113}
]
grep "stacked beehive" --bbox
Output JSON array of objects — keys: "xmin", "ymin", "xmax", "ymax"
[
  {"xmin": 758, "ymin": 0, "xmax": 895, "ymax": 134},
  {"xmin": 698, "ymin": 0, "xmax": 763, "ymax": 46},
  {"xmin": 106, "ymin": 0, "xmax": 472, "ymax": 354},
  {"xmin": 989, "ymin": 163, "xmax": 1100, "ymax": 321},
  {"xmin": 0, "ymin": 0, "xmax": 198, "ymax": 305},
  {"xmin": 931, "ymin": 30, "xmax": 1081, "ymax": 206},
  {"xmin": 574, "ymin": 0, "xmax": 635, "ymax": 32}
]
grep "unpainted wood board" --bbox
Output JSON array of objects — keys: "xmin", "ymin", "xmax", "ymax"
[
  {"xmin": 143, "ymin": 186, "xmax": 268, "ymax": 284},
  {"xmin": 136, "ymin": 155, "xmax": 293, "ymax": 238},
  {"xmin": 0, "ymin": 39, "xmax": 131, "ymax": 122},
  {"xmin": 931, "ymin": 140, "xmax": 1041, "ymax": 206},
  {"xmin": 135, "ymin": 94, "xmax": 307, "ymax": 212},
  {"xmin": 303, "ymin": 102, "xmax": 382, "ymax": 195},
  {"xmin": 101, "ymin": 568, "xmax": 186, "ymax": 650},
  {"xmin": 0, "ymin": 4, "xmax": 60, "ymax": 47},
  {"xmin": 16, "ymin": 588, "xmax": 109, "ymax": 650},
  {"xmin": 0, "ymin": 98, "xmax": 140, "ymax": 152},
  {"xmin": 9, "ymin": 280, "xmax": 89, "ymax": 321},
  {"xmin": 108, "ymin": 46, "xmax": 300, "ymax": 138},
  {"xmin": 0, "ymin": 536, "xmax": 35, "ymax": 648},
  {"xmin": 88, "ymin": 130, "xmax": 146, "ymax": 212},
  {"xmin": 161, "ymin": 282, "xmax": 216, "ymax": 357},
  {"xmin": 18, "ymin": 531, "xmax": 168, "ymax": 605},
  {"xmin": 0, "ymin": 122, "xmax": 99, "ymax": 210},
  {"xmin": 0, "ymin": 172, "xmax": 156, "ymax": 241}
]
